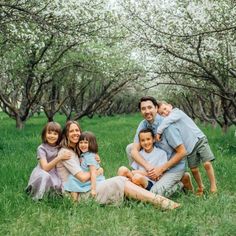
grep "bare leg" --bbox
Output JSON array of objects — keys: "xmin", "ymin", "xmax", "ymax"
[
  {"xmin": 132, "ymin": 173, "xmax": 149, "ymax": 189},
  {"xmin": 181, "ymin": 172, "xmax": 194, "ymax": 193},
  {"xmin": 70, "ymin": 192, "xmax": 79, "ymax": 201},
  {"xmin": 124, "ymin": 181, "xmax": 180, "ymax": 210},
  {"xmin": 191, "ymin": 167, "xmax": 204, "ymax": 196},
  {"xmin": 203, "ymin": 161, "xmax": 217, "ymax": 193}
]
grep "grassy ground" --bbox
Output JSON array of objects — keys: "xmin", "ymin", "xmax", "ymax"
[{"xmin": 0, "ymin": 113, "xmax": 235, "ymax": 236}]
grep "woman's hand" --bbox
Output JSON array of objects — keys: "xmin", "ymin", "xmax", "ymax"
[{"xmin": 59, "ymin": 150, "xmax": 72, "ymax": 161}]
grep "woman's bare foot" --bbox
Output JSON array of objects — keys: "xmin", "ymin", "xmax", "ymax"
[
  {"xmin": 157, "ymin": 196, "xmax": 181, "ymax": 210},
  {"xmin": 172, "ymin": 202, "xmax": 181, "ymax": 209},
  {"xmin": 164, "ymin": 201, "xmax": 181, "ymax": 210}
]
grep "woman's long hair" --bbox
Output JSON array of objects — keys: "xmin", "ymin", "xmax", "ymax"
[{"xmin": 60, "ymin": 120, "xmax": 81, "ymax": 155}]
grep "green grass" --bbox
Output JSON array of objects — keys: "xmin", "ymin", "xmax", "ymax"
[{"xmin": 0, "ymin": 112, "xmax": 235, "ymax": 236}]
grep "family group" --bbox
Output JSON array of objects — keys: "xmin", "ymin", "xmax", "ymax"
[{"xmin": 26, "ymin": 96, "xmax": 217, "ymax": 210}]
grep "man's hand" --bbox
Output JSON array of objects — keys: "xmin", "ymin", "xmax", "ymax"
[
  {"xmin": 148, "ymin": 166, "xmax": 164, "ymax": 181},
  {"xmin": 58, "ymin": 150, "xmax": 72, "ymax": 161}
]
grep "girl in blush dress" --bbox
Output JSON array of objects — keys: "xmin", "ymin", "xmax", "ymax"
[{"xmin": 26, "ymin": 122, "xmax": 71, "ymax": 200}]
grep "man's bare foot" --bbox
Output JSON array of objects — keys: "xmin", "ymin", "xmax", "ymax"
[
  {"xmin": 181, "ymin": 172, "xmax": 194, "ymax": 193},
  {"xmin": 196, "ymin": 187, "xmax": 204, "ymax": 196}
]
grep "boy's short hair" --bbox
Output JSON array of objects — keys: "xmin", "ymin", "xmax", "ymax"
[
  {"xmin": 138, "ymin": 128, "xmax": 155, "ymax": 139},
  {"xmin": 138, "ymin": 96, "xmax": 158, "ymax": 110},
  {"xmin": 156, "ymin": 100, "xmax": 169, "ymax": 109}
]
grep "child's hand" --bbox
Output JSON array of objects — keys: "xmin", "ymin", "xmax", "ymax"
[
  {"xmin": 59, "ymin": 151, "xmax": 72, "ymax": 161},
  {"xmin": 91, "ymin": 189, "xmax": 96, "ymax": 198},
  {"xmin": 95, "ymin": 154, "xmax": 101, "ymax": 164},
  {"xmin": 156, "ymin": 134, "xmax": 162, "ymax": 142},
  {"xmin": 96, "ymin": 167, "xmax": 104, "ymax": 176}
]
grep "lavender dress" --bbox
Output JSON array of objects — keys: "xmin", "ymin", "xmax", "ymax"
[{"xmin": 26, "ymin": 143, "xmax": 62, "ymax": 200}]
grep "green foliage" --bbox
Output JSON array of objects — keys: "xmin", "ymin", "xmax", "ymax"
[
  {"xmin": 118, "ymin": 0, "xmax": 236, "ymax": 128},
  {"xmin": 0, "ymin": 0, "xmax": 143, "ymax": 127},
  {"xmin": 0, "ymin": 112, "xmax": 235, "ymax": 235}
]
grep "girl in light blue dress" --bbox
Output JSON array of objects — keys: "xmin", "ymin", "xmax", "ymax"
[{"xmin": 64, "ymin": 131, "xmax": 105, "ymax": 200}]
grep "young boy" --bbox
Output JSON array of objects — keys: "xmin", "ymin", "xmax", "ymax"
[
  {"xmin": 118, "ymin": 128, "xmax": 168, "ymax": 190},
  {"xmin": 156, "ymin": 101, "xmax": 217, "ymax": 195}
]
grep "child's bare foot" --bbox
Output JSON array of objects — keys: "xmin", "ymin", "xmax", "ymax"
[
  {"xmin": 210, "ymin": 187, "xmax": 217, "ymax": 194},
  {"xmin": 196, "ymin": 187, "xmax": 204, "ymax": 196},
  {"xmin": 131, "ymin": 173, "xmax": 148, "ymax": 189},
  {"xmin": 181, "ymin": 172, "xmax": 194, "ymax": 193},
  {"xmin": 117, "ymin": 166, "xmax": 133, "ymax": 180}
]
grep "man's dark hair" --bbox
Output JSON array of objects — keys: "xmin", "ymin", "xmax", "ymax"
[{"xmin": 138, "ymin": 96, "xmax": 158, "ymax": 110}]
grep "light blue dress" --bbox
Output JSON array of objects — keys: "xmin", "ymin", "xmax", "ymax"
[{"xmin": 64, "ymin": 152, "xmax": 105, "ymax": 192}]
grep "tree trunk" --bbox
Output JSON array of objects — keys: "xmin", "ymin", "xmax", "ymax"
[
  {"xmin": 222, "ymin": 124, "xmax": 228, "ymax": 133},
  {"xmin": 16, "ymin": 115, "xmax": 25, "ymax": 129}
]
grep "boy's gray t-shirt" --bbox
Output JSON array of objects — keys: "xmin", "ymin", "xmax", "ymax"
[
  {"xmin": 131, "ymin": 146, "xmax": 168, "ymax": 171},
  {"xmin": 157, "ymin": 124, "xmax": 186, "ymax": 173},
  {"xmin": 157, "ymin": 108, "xmax": 205, "ymax": 154}
]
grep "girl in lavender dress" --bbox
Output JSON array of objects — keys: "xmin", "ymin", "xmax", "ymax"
[{"xmin": 26, "ymin": 122, "xmax": 71, "ymax": 200}]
